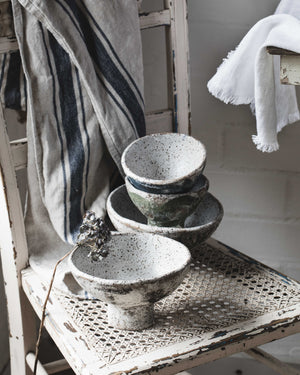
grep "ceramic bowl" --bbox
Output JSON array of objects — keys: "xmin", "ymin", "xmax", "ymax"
[
  {"xmin": 121, "ymin": 133, "xmax": 206, "ymax": 194},
  {"xmin": 69, "ymin": 232, "xmax": 191, "ymax": 330},
  {"xmin": 125, "ymin": 174, "xmax": 209, "ymax": 227},
  {"xmin": 107, "ymin": 185, "xmax": 224, "ymax": 254}
]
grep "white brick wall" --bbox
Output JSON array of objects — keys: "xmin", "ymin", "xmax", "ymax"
[{"xmin": 186, "ymin": 0, "xmax": 300, "ymax": 363}]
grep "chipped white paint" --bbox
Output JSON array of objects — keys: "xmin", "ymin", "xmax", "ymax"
[
  {"xmin": 165, "ymin": 0, "xmax": 191, "ymax": 134},
  {"xmin": 21, "ymin": 239, "xmax": 300, "ymax": 375},
  {"xmin": 0, "ymin": 105, "xmax": 36, "ymax": 375},
  {"xmin": 280, "ymin": 55, "xmax": 300, "ymax": 85}
]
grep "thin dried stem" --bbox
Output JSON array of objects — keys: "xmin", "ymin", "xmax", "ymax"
[{"xmin": 33, "ymin": 246, "xmax": 77, "ymax": 374}]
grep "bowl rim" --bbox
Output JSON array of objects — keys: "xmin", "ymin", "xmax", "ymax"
[
  {"xmin": 107, "ymin": 185, "xmax": 224, "ymax": 235},
  {"xmin": 121, "ymin": 133, "xmax": 207, "ymax": 186},
  {"xmin": 125, "ymin": 175, "xmax": 209, "ymax": 199},
  {"xmin": 68, "ymin": 232, "xmax": 191, "ymax": 287}
]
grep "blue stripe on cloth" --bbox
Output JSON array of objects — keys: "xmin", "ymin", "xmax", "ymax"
[
  {"xmin": 54, "ymin": 0, "xmax": 139, "ymax": 139},
  {"xmin": 75, "ymin": 67, "xmax": 89, "ymax": 212},
  {"xmin": 40, "ymin": 23, "xmax": 68, "ymax": 242},
  {"xmin": 23, "ymin": 74, "xmax": 27, "ymax": 110},
  {"xmin": 57, "ymin": 0, "xmax": 145, "ymax": 137},
  {"xmin": 4, "ymin": 51, "xmax": 21, "ymax": 110},
  {"xmin": 79, "ymin": 0, "xmax": 144, "ymax": 105},
  {"xmin": 48, "ymin": 30, "xmax": 85, "ymax": 241},
  {"xmin": 0, "ymin": 53, "xmax": 7, "ymax": 89}
]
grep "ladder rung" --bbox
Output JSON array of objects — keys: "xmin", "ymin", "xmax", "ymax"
[
  {"xmin": 10, "ymin": 138, "xmax": 27, "ymax": 170},
  {"xmin": 139, "ymin": 9, "xmax": 170, "ymax": 30},
  {"xmin": 0, "ymin": 36, "xmax": 18, "ymax": 53},
  {"xmin": 145, "ymin": 109, "xmax": 173, "ymax": 134}
]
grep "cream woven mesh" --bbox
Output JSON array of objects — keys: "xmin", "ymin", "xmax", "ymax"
[{"xmin": 56, "ymin": 242, "xmax": 300, "ymax": 365}]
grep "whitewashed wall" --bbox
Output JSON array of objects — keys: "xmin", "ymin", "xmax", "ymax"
[
  {"xmin": 142, "ymin": 0, "xmax": 300, "ymax": 366},
  {"xmin": 189, "ymin": 0, "xmax": 300, "ymax": 365}
]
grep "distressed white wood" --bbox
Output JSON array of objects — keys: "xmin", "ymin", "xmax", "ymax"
[
  {"xmin": 164, "ymin": 0, "xmax": 191, "ymax": 135},
  {"xmin": 0, "ymin": 106, "xmax": 36, "ymax": 375},
  {"xmin": 11, "ymin": 138, "xmax": 27, "ymax": 170},
  {"xmin": 22, "ymin": 269, "xmax": 107, "ymax": 375},
  {"xmin": 280, "ymin": 55, "xmax": 300, "ymax": 85},
  {"xmin": 26, "ymin": 354, "xmax": 70, "ymax": 375},
  {"xmin": 43, "ymin": 359, "xmax": 70, "ymax": 374},
  {"xmin": 140, "ymin": 9, "xmax": 170, "ymax": 30},
  {"xmin": 246, "ymin": 348, "xmax": 300, "ymax": 375},
  {"xmin": 1, "ymin": 3, "xmax": 298, "ymax": 375},
  {"xmin": 21, "ymin": 244, "xmax": 300, "ymax": 375},
  {"xmin": 26, "ymin": 353, "xmax": 48, "ymax": 375},
  {"xmin": 145, "ymin": 109, "xmax": 173, "ymax": 134}
]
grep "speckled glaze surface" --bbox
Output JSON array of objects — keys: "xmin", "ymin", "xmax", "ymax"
[
  {"xmin": 125, "ymin": 175, "xmax": 209, "ymax": 227},
  {"xmin": 121, "ymin": 133, "xmax": 207, "ymax": 194},
  {"xmin": 107, "ymin": 185, "xmax": 224, "ymax": 255},
  {"xmin": 68, "ymin": 232, "xmax": 191, "ymax": 330}
]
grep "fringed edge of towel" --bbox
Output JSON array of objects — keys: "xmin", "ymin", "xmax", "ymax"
[
  {"xmin": 254, "ymin": 111, "xmax": 300, "ymax": 152},
  {"xmin": 252, "ymin": 135, "xmax": 279, "ymax": 152},
  {"xmin": 207, "ymin": 78, "xmax": 253, "ymax": 106}
]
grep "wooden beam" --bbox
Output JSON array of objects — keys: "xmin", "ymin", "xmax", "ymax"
[
  {"xmin": 280, "ymin": 55, "xmax": 300, "ymax": 85},
  {"xmin": 139, "ymin": 10, "xmax": 170, "ymax": 30},
  {"xmin": 267, "ymin": 46, "xmax": 300, "ymax": 56},
  {"xmin": 164, "ymin": 0, "xmax": 191, "ymax": 135},
  {"xmin": 10, "ymin": 138, "xmax": 27, "ymax": 170},
  {"xmin": 246, "ymin": 348, "xmax": 300, "ymax": 375},
  {"xmin": 0, "ymin": 36, "xmax": 18, "ymax": 53},
  {"xmin": 145, "ymin": 109, "xmax": 173, "ymax": 134}
]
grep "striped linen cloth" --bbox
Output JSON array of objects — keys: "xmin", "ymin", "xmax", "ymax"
[
  {"xmin": 0, "ymin": 51, "xmax": 27, "ymax": 111},
  {"xmin": 11, "ymin": 0, "xmax": 145, "ymax": 292}
]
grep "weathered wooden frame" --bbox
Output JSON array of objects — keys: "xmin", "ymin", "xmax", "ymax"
[
  {"xmin": 1, "ymin": 2, "xmax": 300, "ymax": 375},
  {"xmin": 267, "ymin": 46, "xmax": 300, "ymax": 85}
]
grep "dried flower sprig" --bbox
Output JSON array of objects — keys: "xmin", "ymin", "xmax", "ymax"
[{"xmin": 77, "ymin": 210, "xmax": 111, "ymax": 261}]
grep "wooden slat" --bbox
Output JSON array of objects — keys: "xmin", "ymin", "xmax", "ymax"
[
  {"xmin": 10, "ymin": 138, "xmax": 27, "ymax": 170},
  {"xmin": 0, "ymin": 106, "xmax": 36, "ymax": 375},
  {"xmin": 145, "ymin": 109, "xmax": 172, "ymax": 134},
  {"xmin": 26, "ymin": 353, "xmax": 48, "ymax": 375},
  {"xmin": 246, "ymin": 348, "xmax": 300, "ymax": 375},
  {"xmin": 139, "ymin": 10, "xmax": 170, "ymax": 30},
  {"xmin": 26, "ymin": 354, "xmax": 70, "ymax": 375},
  {"xmin": 164, "ymin": 0, "xmax": 191, "ymax": 135},
  {"xmin": 267, "ymin": 46, "xmax": 300, "ymax": 56},
  {"xmin": 280, "ymin": 55, "xmax": 300, "ymax": 85},
  {"xmin": 0, "ymin": 36, "xmax": 18, "ymax": 53}
]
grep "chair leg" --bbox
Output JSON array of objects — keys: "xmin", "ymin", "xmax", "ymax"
[
  {"xmin": 246, "ymin": 347, "xmax": 300, "ymax": 375},
  {"xmin": 26, "ymin": 353, "xmax": 70, "ymax": 375}
]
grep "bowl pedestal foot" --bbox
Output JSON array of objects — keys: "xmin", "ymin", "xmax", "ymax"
[{"xmin": 107, "ymin": 303, "xmax": 154, "ymax": 330}]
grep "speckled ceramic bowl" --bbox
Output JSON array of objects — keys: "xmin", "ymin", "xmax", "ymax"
[
  {"xmin": 69, "ymin": 232, "xmax": 191, "ymax": 330},
  {"xmin": 125, "ymin": 175, "xmax": 209, "ymax": 227},
  {"xmin": 107, "ymin": 185, "xmax": 224, "ymax": 254},
  {"xmin": 121, "ymin": 133, "xmax": 206, "ymax": 194}
]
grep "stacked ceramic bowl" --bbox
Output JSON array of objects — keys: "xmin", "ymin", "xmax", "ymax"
[{"xmin": 107, "ymin": 133, "xmax": 224, "ymax": 253}]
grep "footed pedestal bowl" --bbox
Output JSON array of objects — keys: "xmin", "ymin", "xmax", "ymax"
[{"xmin": 69, "ymin": 232, "xmax": 191, "ymax": 330}]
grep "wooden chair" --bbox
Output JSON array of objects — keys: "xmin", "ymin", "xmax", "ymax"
[{"xmin": 0, "ymin": 1, "xmax": 300, "ymax": 374}]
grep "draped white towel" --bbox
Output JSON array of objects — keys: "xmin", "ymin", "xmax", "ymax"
[{"xmin": 207, "ymin": 13, "xmax": 300, "ymax": 152}]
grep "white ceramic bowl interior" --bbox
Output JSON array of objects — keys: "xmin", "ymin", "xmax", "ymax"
[{"xmin": 121, "ymin": 133, "xmax": 206, "ymax": 186}]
